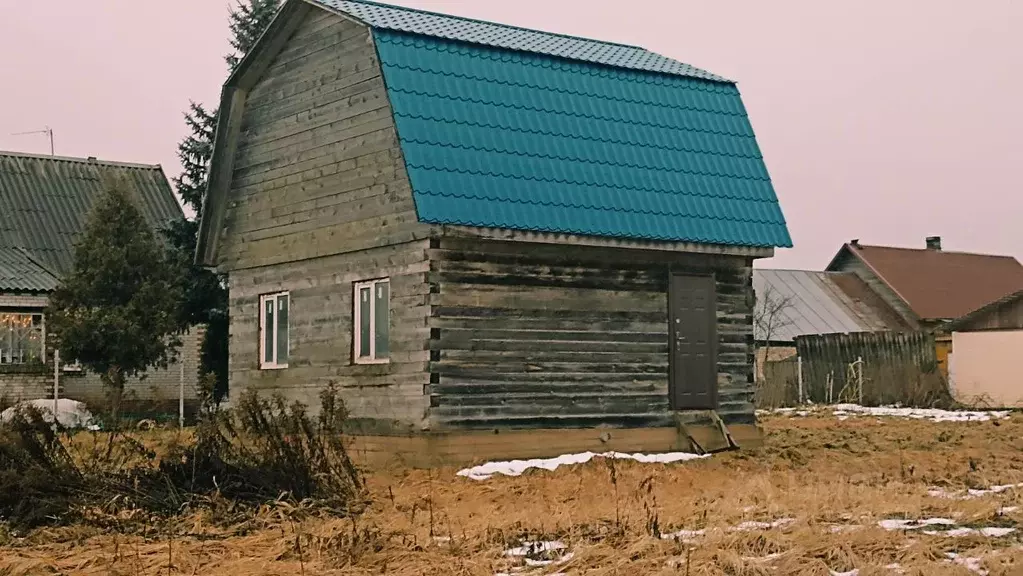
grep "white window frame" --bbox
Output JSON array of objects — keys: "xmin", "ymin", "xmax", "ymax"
[
  {"xmin": 353, "ymin": 278, "xmax": 390, "ymax": 364},
  {"xmin": 259, "ymin": 291, "xmax": 290, "ymax": 370}
]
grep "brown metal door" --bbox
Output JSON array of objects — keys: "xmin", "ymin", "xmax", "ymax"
[{"xmin": 669, "ymin": 274, "xmax": 718, "ymax": 410}]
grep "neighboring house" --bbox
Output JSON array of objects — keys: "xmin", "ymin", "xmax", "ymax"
[
  {"xmin": 195, "ymin": 0, "xmax": 792, "ymax": 463},
  {"xmin": 945, "ymin": 290, "xmax": 1023, "ymax": 408},
  {"xmin": 751, "ymin": 269, "xmax": 894, "ymax": 380},
  {"xmin": 0, "ymin": 151, "xmax": 202, "ymax": 417},
  {"xmin": 825, "ymin": 237, "xmax": 1023, "ymax": 332}
]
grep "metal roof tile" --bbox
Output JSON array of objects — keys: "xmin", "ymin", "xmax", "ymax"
[{"xmin": 314, "ymin": 0, "xmax": 730, "ymax": 81}]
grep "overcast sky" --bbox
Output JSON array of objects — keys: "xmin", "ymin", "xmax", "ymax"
[{"xmin": 0, "ymin": 0, "xmax": 1019, "ymax": 269}]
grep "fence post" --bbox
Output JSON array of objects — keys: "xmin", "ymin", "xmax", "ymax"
[
  {"xmin": 797, "ymin": 355, "xmax": 804, "ymax": 404},
  {"xmin": 53, "ymin": 348, "xmax": 59, "ymax": 418},
  {"xmin": 857, "ymin": 356, "xmax": 864, "ymax": 405},
  {"xmin": 179, "ymin": 354, "xmax": 185, "ymax": 429}
]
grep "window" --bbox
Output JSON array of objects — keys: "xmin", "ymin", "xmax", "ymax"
[
  {"xmin": 353, "ymin": 278, "xmax": 389, "ymax": 363},
  {"xmin": 0, "ymin": 312, "xmax": 44, "ymax": 365},
  {"xmin": 259, "ymin": 292, "xmax": 290, "ymax": 369}
]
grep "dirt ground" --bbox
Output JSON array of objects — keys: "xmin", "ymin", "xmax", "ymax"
[{"xmin": 5, "ymin": 408, "xmax": 1023, "ymax": 576}]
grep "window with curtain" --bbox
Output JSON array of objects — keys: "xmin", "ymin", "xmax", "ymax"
[{"xmin": 0, "ymin": 312, "xmax": 44, "ymax": 364}]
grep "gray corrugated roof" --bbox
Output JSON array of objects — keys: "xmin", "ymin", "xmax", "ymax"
[
  {"xmin": 753, "ymin": 269, "xmax": 888, "ymax": 343},
  {"xmin": 0, "ymin": 151, "xmax": 183, "ymax": 293},
  {"xmin": 313, "ymin": 0, "xmax": 730, "ymax": 82},
  {"xmin": 0, "ymin": 247, "xmax": 60, "ymax": 293}
]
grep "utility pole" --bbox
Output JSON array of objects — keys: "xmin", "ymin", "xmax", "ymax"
[{"xmin": 11, "ymin": 126, "xmax": 54, "ymax": 156}]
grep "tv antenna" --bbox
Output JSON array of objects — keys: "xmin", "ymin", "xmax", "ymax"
[{"xmin": 11, "ymin": 126, "xmax": 54, "ymax": 156}]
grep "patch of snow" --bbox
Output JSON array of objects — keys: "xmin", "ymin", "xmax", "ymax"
[
  {"xmin": 928, "ymin": 483, "xmax": 1023, "ymax": 500},
  {"xmin": 936, "ymin": 527, "xmax": 1016, "ymax": 538},
  {"xmin": 504, "ymin": 541, "xmax": 566, "ymax": 557},
  {"xmin": 945, "ymin": 553, "xmax": 987, "ymax": 575},
  {"xmin": 661, "ymin": 528, "xmax": 705, "ymax": 542},
  {"xmin": 525, "ymin": 552, "xmax": 574, "ymax": 567},
  {"xmin": 999, "ymin": 506, "xmax": 1019, "ymax": 514},
  {"xmin": 885, "ymin": 564, "xmax": 906, "ymax": 574},
  {"xmin": 0, "ymin": 398, "xmax": 100, "ymax": 430},
  {"xmin": 457, "ymin": 450, "xmax": 709, "ymax": 480},
  {"xmin": 878, "ymin": 517, "xmax": 956, "ymax": 531},
  {"xmin": 830, "ymin": 404, "xmax": 1009, "ymax": 422},
  {"xmin": 830, "ymin": 570, "xmax": 859, "ymax": 576},
  {"xmin": 731, "ymin": 517, "xmax": 796, "ymax": 531}
]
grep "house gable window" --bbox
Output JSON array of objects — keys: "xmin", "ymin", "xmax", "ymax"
[
  {"xmin": 354, "ymin": 278, "xmax": 389, "ymax": 364},
  {"xmin": 259, "ymin": 292, "xmax": 290, "ymax": 369},
  {"xmin": 0, "ymin": 312, "xmax": 45, "ymax": 365}
]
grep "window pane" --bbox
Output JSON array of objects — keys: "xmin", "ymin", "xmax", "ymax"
[
  {"xmin": 276, "ymin": 294, "xmax": 289, "ymax": 365},
  {"xmin": 263, "ymin": 298, "xmax": 275, "ymax": 364},
  {"xmin": 358, "ymin": 287, "xmax": 372, "ymax": 358},
  {"xmin": 0, "ymin": 313, "xmax": 42, "ymax": 364},
  {"xmin": 374, "ymin": 281, "xmax": 389, "ymax": 358}
]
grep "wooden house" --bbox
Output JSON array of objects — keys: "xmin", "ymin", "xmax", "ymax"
[
  {"xmin": 944, "ymin": 290, "xmax": 1023, "ymax": 408},
  {"xmin": 826, "ymin": 237, "xmax": 1023, "ymax": 332},
  {"xmin": 195, "ymin": 0, "xmax": 792, "ymax": 464},
  {"xmin": 0, "ymin": 151, "xmax": 203, "ymax": 417}
]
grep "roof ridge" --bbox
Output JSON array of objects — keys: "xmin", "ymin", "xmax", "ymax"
[
  {"xmin": 0, "ymin": 150, "xmax": 162, "ymax": 171},
  {"xmin": 340, "ymin": 0, "xmax": 644, "ymax": 51},
  {"xmin": 853, "ymin": 243, "xmax": 1021, "ymax": 261}
]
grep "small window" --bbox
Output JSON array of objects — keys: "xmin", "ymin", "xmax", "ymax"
[
  {"xmin": 353, "ymin": 278, "xmax": 389, "ymax": 363},
  {"xmin": 0, "ymin": 312, "xmax": 45, "ymax": 364},
  {"xmin": 259, "ymin": 292, "xmax": 290, "ymax": 369}
]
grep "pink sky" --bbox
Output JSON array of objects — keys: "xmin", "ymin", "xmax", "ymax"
[{"xmin": 1, "ymin": 1, "xmax": 1019, "ymax": 269}]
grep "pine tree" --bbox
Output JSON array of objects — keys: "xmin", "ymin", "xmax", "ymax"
[
  {"xmin": 168, "ymin": 0, "xmax": 282, "ymax": 402},
  {"xmin": 47, "ymin": 175, "xmax": 183, "ymax": 424},
  {"xmin": 227, "ymin": 0, "xmax": 283, "ymax": 71}
]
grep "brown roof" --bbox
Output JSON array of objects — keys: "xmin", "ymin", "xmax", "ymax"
[{"xmin": 833, "ymin": 243, "xmax": 1023, "ymax": 321}]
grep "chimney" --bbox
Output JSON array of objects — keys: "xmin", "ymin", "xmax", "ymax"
[
  {"xmin": 850, "ymin": 239, "xmax": 860, "ymax": 247},
  {"xmin": 926, "ymin": 236, "xmax": 942, "ymax": 251}
]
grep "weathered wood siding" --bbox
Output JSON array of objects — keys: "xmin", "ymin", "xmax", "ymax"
[
  {"xmin": 830, "ymin": 250, "xmax": 921, "ymax": 329},
  {"xmin": 426, "ymin": 236, "xmax": 756, "ymax": 429},
  {"xmin": 217, "ymin": 10, "xmax": 430, "ymax": 272},
  {"xmin": 956, "ymin": 296, "xmax": 1023, "ymax": 331},
  {"xmin": 228, "ymin": 241, "xmax": 431, "ymax": 432},
  {"xmin": 217, "ymin": 10, "xmax": 431, "ymax": 429}
]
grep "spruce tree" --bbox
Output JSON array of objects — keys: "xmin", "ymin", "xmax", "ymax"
[
  {"xmin": 47, "ymin": 175, "xmax": 183, "ymax": 424},
  {"xmin": 168, "ymin": 0, "xmax": 282, "ymax": 402}
]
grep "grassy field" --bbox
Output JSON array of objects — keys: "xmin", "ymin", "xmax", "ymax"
[{"xmin": 4, "ymin": 407, "xmax": 1023, "ymax": 576}]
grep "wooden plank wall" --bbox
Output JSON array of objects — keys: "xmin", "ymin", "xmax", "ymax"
[
  {"xmin": 426, "ymin": 237, "xmax": 756, "ymax": 429},
  {"xmin": 215, "ymin": 10, "xmax": 433, "ymax": 431},
  {"xmin": 228, "ymin": 241, "xmax": 431, "ymax": 433},
  {"xmin": 956, "ymin": 296, "xmax": 1023, "ymax": 331},
  {"xmin": 794, "ymin": 331, "xmax": 943, "ymax": 406},
  {"xmin": 217, "ymin": 9, "xmax": 431, "ymax": 271}
]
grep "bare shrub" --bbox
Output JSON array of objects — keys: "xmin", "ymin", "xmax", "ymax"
[
  {"xmin": 161, "ymin": 381, "xmax": 364, "ymax": 507},
  {"xmin": 0, "ymin": 381, "xmax": 364, "ymax": 531}
]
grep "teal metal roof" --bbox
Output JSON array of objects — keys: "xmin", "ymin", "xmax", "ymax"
[
  {"xmin": 372, "ymin": 28, "xmax": 791, "ymax": 248},
  {"xmin": 315, "ymin": 0, "xmax": 728, "ymax": 82},
  {"xmin": 0, "ymin": 152, "xmax": 183, "ymax": 292}
]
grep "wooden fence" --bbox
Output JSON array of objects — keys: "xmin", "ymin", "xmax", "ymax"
[{"xmin": 793, "ymin": 332, "xmax": 951, "ymax": 407}]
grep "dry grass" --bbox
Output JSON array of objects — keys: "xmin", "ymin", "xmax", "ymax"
[{"xmin": 6, "ymin": 412, "xmax": 1023, "ymax": 575}]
